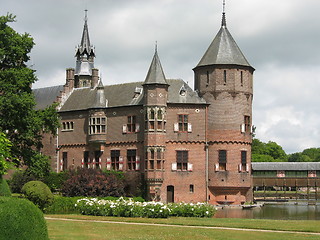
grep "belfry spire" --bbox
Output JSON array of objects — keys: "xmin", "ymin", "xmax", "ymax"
[
  {"xmin": 222, "ymin": 0, "xmax": 226, "ymax": 27},
  {"xmin": 75, "ymin": 10, "xmax": 95, "ymax": 76}
]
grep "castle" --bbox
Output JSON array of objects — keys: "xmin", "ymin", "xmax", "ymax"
[{"xmin": 34, "ymin": 9, "xmax": 254, "ymax": 205}]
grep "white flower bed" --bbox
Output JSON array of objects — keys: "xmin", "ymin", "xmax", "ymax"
[{"xmin": 75, "ymin": 197, "xmax": 215, "ymax": 218}]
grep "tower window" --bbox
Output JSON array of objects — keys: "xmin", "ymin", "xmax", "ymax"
[
  {"xmin": 244, "ymin": 115, "xmax": 251, "ymax": 133},
  {"xmin": 241, "ymin": 151, "xmax": 247, "ymax": 172},
  {"xmin": 89, "ymin": 117, "xmax": 106, "ymax": 134},
  {"xmin": 240, "ymin": 71, "xmax": 243, "ymax": 86},
  {"xmin": 189, "ymin": 184, "xmax": 194, "ymax": 193},
  {"xmin": 176, "ymin": 150, "xmax": 188, "ymax": 171},
  {"xmin": 206, "ymin": 71, "xmax": 210, "ymax": 85},
  {"xmin": 223, "ymin": 70, "xmax": 227, "ymax": 85},
  {"xmin": 218, "ymin": 150, "xmax": 227, "ymax": 171}
]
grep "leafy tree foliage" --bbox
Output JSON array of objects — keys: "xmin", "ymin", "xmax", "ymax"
[
  {"xmin": 0, "ymin": 14, "xmax": 59, "ymax": 174},
  {"xmin": 0, "ymin": 132, "xmax": 13, "ymax": 175},
  {"xmin": 288, "ymin": 148, "xmax": 320, "ymax": 162},
  {"xmin": 252, "ymin": 138, "xmax": 288, "ymax": 162}
]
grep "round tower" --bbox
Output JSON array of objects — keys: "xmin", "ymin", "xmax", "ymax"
[{"xmin": 193, "ymin": 10, "xmax": 254, "ymax": 205}]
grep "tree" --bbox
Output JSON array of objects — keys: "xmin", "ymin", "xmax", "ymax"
[
  {"xmin": 288, "ymin": 152, "xmax": 312, "ymax": 162},
  {"xmin": 252, "ymin": 138, "xmax": 288, "ymax": 162},
  {"xmin": 0, "ymin": 132, "xmax": 13, "ymax": 175},
  {"xmin": 0, "ymin": 14, "xmax": 59, "ymax": 175}
]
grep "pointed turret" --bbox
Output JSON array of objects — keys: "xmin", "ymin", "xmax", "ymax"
[
  {"xmin": 93, "ymin": 79, "xmax": 107, "ymax": 108},
  {"xmin": 75, "ymin": 10, "xmax": 95, "ymax": 76},
  {"xmin": 195, "ymin": 11, "xmax": 253, "ymax": 69},
  {"xmin": 143, "ymin": 47, "xmax": 168, "ymax": 86}
]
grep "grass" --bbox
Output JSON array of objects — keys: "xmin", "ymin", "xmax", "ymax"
[{"xmin": 46, "ymin": 214, "xmax": 320, "ymax": 240}]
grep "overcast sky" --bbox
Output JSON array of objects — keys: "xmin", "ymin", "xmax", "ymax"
[{"xmin": 2, "ymin": 0, "xmax": 320, "ymax": 154}]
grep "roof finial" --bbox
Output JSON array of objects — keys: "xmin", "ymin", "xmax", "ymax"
[
  {"xmin": 222, "ymin": 0, "xmax": 227, "ymax": 27},
  {"xmin": 84, "ymin": 9, "xmax": 88, "ymax": 22},
  {"xmin": 155, "ymin": 41, "xmax": 158, "ymax": 53}
]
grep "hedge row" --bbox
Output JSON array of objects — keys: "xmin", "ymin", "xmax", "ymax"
[{"xmin": 76, "ymin": 197, "xmax": 216, "ymax": 218}]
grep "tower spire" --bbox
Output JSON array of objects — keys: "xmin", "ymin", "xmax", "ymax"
[{"xmin": 222, "ymin": 0, "xmax": 226, "ymax": 27}]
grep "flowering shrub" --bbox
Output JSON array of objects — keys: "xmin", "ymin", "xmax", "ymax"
[{"xmin": 75, "ymin": 197, "xmax": 215, "ymax": 218}]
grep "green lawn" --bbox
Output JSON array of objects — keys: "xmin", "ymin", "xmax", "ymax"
[{"xmin": 46, "ymin": 215, "xmax": 320, "ymax": 240}]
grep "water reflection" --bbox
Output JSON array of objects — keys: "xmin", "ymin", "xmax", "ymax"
[{"xmin": 214, "ymin": 204, "xmax": 320, "ymax": 220}]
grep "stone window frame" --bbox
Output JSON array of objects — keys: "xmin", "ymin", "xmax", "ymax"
[
  {"xmin": 89, "ymin": 117, "xmax": 106, "ymax": 135},
  {"xmin": 62, "ymin": 121, "xmax": 74, "ymax": 131},
  {"xmin": 145, "ymin": 107, "xmax": 166, "ymax": 132}
]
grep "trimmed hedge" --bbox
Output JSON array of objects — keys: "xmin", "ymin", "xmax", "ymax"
[
  {"xmin": 0, "ymin": 177, "xmax": 11, "ymax": 197},
  {"xmin": 45, "ymin": 196, "xmax": 145, "ymax": 214},
  {"xmin": 22, "ymin": 181, "xmax": 54, "ymax": 211},
  {"xmin": 0, "ymin": 197, "xmax": 49, "ymax": 240}
]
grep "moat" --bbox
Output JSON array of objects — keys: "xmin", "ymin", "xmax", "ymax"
[{"xmin": 214, "ymin": 202, "xmax": 320, "ymax": 220}]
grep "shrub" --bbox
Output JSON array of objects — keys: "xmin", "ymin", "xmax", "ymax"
[
  {"xmin": 76, "ymin": 197, "xmax": 216, "ymax": 218},
  {"xmin": 62, "ymin": 168, "xmax": 125, "ymax": 197},
  {"xmin": 8, "ymin": 170, "xmax": 37, "ymax": 193},
  {"xmin": 21, "ymin": 181, "xmax": 54, "ymax": 211},
  {"xmin": 45, "ymin": 196, "xmax": 81, "ymax": 214},
  {"xmin": 0, "ymin": 176, "xmax": 11, "ymax": 197},
  {"xmin": 44, "ymin": 171, "xmax": 68, "ymax": 192},
  {"xmin": 0, "ymin": 197, "xmax": 49, "ymax": 240}
]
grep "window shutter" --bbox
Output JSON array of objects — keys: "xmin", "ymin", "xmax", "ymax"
[
  {"xmin": 172, "ymin": 163, "xmax": 177, "ymax": 171},
  {"xmin": 106, "ymin": 157, "xmax": 111, "ymax": 170},
  {"xmin": 136, "ymin": 156, "xmax": 140, "ymax": 170},
  {"xmin": 238, "ymin": 164, "xmax": 242, "ymax": 172},
  {"xmin": 60, "ymin": 159, "xmax": 63, "ymax": 171},
  {"xmin": 81, "ymin": 159, "xmax": 84, "ymax": 168},
  {"xmin": 174, "ymin": 123, "xmax": 179, "ymax": 132},
  {"xmin": 246, "ymin": 164, "xmax": 250, "ymax": 172},
  {"xmin": 215, "ymin": 163, "xmax": 219, "ymax": 172},
  {"xmin": 188, "ymin": 163, "xmax": 193, "ymax": 171},
  {"xmin": 240, "ymin": 124, "xmax": 245, "ymax": 133},
  {"xmin": 92, "ymin": 159, "xmax": 96, "ymax": 169},
  {"xmin": 187, "ymin": 123, "xmax": 192, "ymax": 133},
  {"xmin": 135, "ymin": 123, "xmax": 140, "ymax": 133},
  {"xmin": 99, "ymin": 158, "xmax": 102, "ymax": 169},
  {"xmin": 122, "ymin": 124, "xmax": 127, "ymax": 134},
  {"xmin": 119, "ymin": 156, "xmax": 124, "ymax": 170}
]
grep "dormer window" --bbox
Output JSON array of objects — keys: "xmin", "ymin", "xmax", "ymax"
[{"xmin": 179, "ymin": 85, "xmax": 187, "ymax": 96}]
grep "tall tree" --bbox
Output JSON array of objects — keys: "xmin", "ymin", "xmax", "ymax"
[
  {"xmin": 252, "ymin": 138, "xmax": 288, "ymax": 162},
  {"xmin": 0, "ymin": 14, "xmax": 59, "ymax": 176}
]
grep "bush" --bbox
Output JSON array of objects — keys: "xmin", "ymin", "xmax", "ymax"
[
  {"xmin": 45, "ymin": 196, "xmax": 81, "ymax": 214},
  {"xmin": 8, "ymin": 170, "xmax": 37, "ymax": 193},
  {"xmin": 62, "ymin": 168, "xmax": 125, "ymax": 197},
  {"xmin": 0, "ymin": 176, "xmax": 11, "ymax": 197},
  {"xmin": 76, "ymin": 197, "xmax": 216, "ymax": 218},
  {"xmin": 44, "ymin": 171, "xmax": 68, "ymax": 192},
  {"xmin": 21, "ymin": 181, "xmax": 54, "ymax": 211},
  {"xmin": 0, "ymin": 197, "xmax": 49, "ymax": 240}
]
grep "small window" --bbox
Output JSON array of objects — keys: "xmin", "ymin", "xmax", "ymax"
[
  {"xmin": 189, "ymin": 184, "xmax": 194, "ymax": 193},
  {"xmin": 127, "ymin": 149, "xmax": 136, "ymax": 170},
  {"xmin": 127, "ymin": 116, "xmax": 136, "ymax": 133},
  {"xmin": 223, "ymin": 70, "xmax": 227, "ymax": 85},
  {"xmin": 62, "ymin": 121, "xmax": 74, "ymax": 131},
  {"xmin": 178, "ymin": 115, "xmax": 188, "ymax": 132},
  {"xmin": 218, "ymin": 150, "xmax": 227, "ymax": 171},
  {"xmin": 244, "ymin": 116, "xmax": 251, "ymax": 133},
  {"xmin": 111, "ymin": 150, "xmax": 120, "ymax": 171},
  {"xmin": 176, "ymin": 150, "xmax": 188, "ymax": 171},
  {"xmin": 240, "ymin": 71, "xmax": 243, "ymax": 86},
  {"xmin": 241, "ymin": 151, "xmax": 247, "ymax": 172}
]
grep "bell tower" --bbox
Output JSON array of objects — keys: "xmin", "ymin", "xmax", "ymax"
[
  {"xmin": 74, "ymin": 10, "xmax": 98, "ymax": 89},
  {"xmin": 193, "ymin": 4, "xmax": 255, "ymax": 205}
]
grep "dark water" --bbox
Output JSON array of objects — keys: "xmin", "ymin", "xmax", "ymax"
[{"xmin": 214, "ymin": 203, "xmax": 320, "ymax": 220}]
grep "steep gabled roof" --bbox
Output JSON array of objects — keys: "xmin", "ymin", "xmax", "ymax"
[
  {"xmin": 143, "ymin": 49, "xmax": 168, "ymax": 85},
  {"xmin": 196, "ymin": 13, "xmax": 253, "ymax": 69},
  {"xmin": 57, "ymin": 79, "xmax": 205, "ymax": 112},
  {"xmin": 33, "ymin": 85, "xmax": 64, "ymax": 110}
]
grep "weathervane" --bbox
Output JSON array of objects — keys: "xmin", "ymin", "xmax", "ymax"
[
  {"xmin": 84, "ymin": 9, "xmax": 88, "ymax": 21},
  {"xmin": 223, "ymin": 0, "xmax": 226, "ymax": 13}
]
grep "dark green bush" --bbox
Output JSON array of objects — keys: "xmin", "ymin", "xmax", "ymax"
[
  {"xmin": 0, "ymin": 176, "xmax": 11, "ymax": 197},
  {"xmin": 62, "ymin": 168, "xmax": 125, "ymax": 197},
  {"xmin": 21, "ymin": 181, "xmax": 54, "ymax": 211},
  {"xmin": 44, "ymin": 171, "xmax": 68, "ymax": 192},
  {"xmin": 8, "ymin": 170, "xmax": 37, "ymax": 193},
  {"xmin": 45, "ymin": 196, "xmax": 81, "ymax": 214},
  {"xmin": 0, "ymin": 197, "xmax": 48, "ymax": 240}
]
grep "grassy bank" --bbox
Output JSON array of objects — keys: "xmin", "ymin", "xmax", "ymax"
[{"xmin": 46, "ymin": 214, "xmax": 320, "ymax": 240}]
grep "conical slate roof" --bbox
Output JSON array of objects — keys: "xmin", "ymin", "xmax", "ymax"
[
  {"xmin": 196, "ymin": 13, "xmax": 252, "ymax": 68},
  {"xmin": 143, "ymin": 49, "xmax": 168, "ymax": 85}
]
